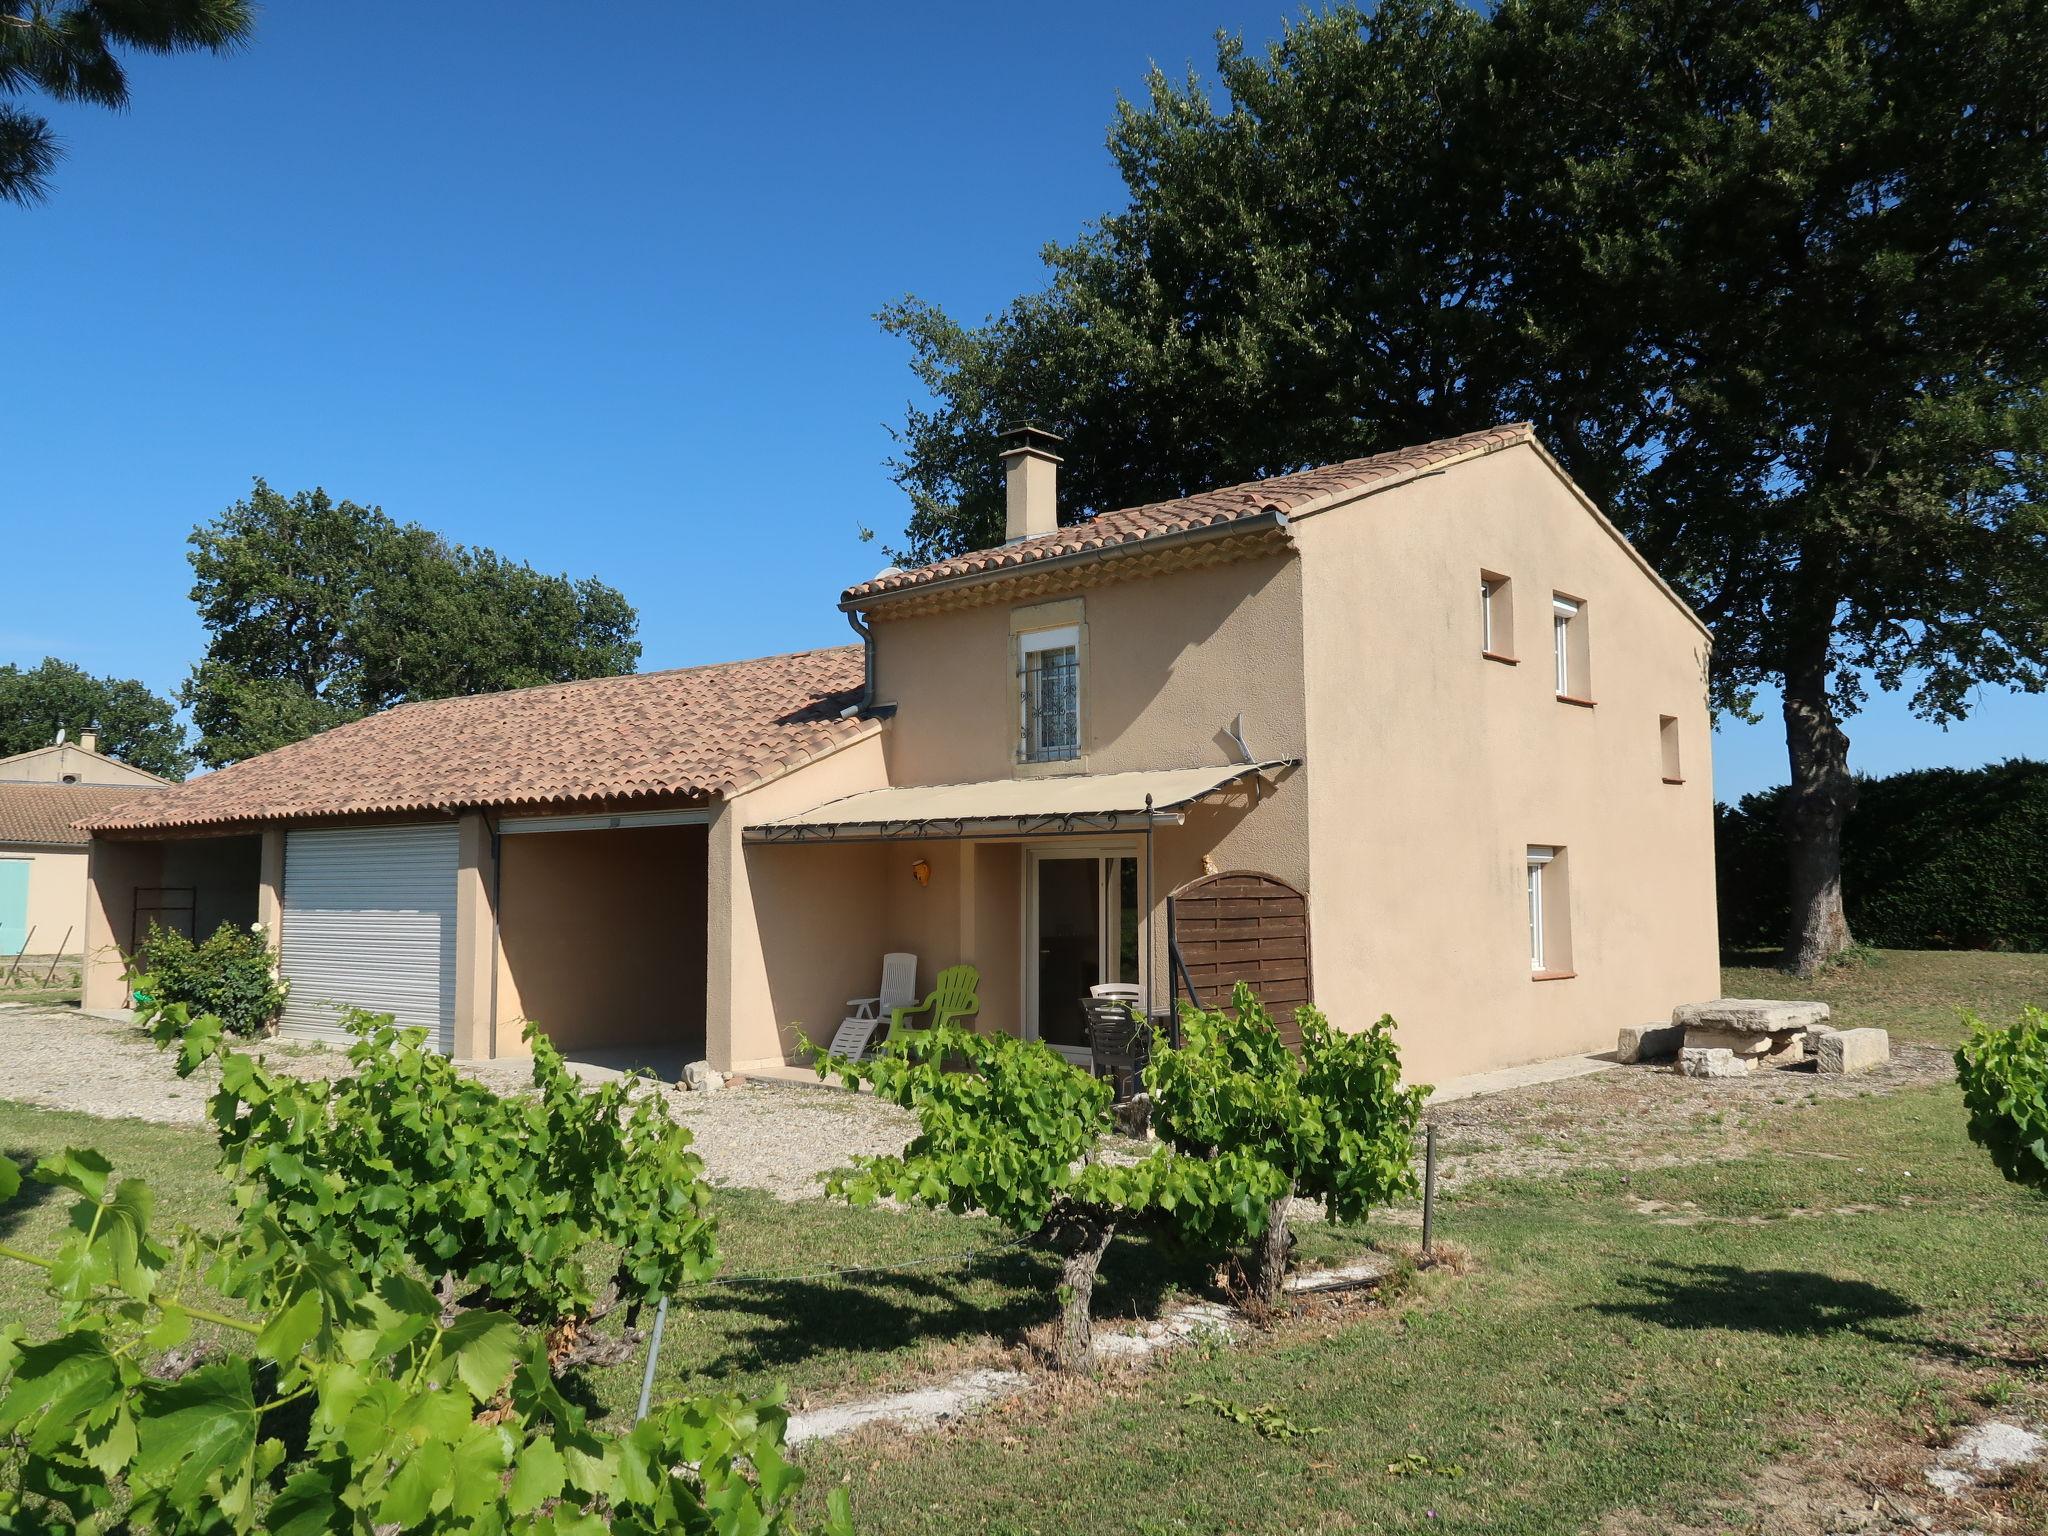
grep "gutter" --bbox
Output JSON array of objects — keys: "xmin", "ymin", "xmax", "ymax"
[
  {"xmin": 842, "ymin": 608, "xmax": 875, "ymax": 716},
  {"xmin": 840, "ymin": 507, "xmax": 1292, "ymax": 614}
]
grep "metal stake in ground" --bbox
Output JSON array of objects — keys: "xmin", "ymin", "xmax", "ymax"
[
  {"xmin": 1421, "ymin": 1123, "xmax": 1437, "ymax": 1260},
  {"xmin": 634, "ymin": 1294, "xmax": 669, "ymax": 1422}
]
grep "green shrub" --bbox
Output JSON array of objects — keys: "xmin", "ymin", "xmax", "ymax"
[
  {"xmin": 1147, "ymin": 984, "xmax": 1428, "ymax": 1302},
  {"xmin": 811, "ymin": 1022, "xmax": 1280, "ymax": 1371},
  {"xmin": 140, "ymin": 1001, "xmax": 718, "ymax": 1335},
  {"xmin": 134, "ymin": 919, "xmax": 288, "ymax": 1036},
  {"xmin": 1717, "ymin": 757, "xmax": 2048, "ymax": 953},
  {"xmin": 1956, "ymin": 1004, "xmax": 2048, "ymax": 1193}
]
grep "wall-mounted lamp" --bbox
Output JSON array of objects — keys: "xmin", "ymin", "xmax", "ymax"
[{"xmin": 910, "ymin": 858, "xmax": 932, "ymax": 888}]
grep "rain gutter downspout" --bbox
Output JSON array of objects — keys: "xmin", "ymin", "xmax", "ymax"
[{"xmin": 843, "ymin": 608, "xmax": 875, "ymax": 715}]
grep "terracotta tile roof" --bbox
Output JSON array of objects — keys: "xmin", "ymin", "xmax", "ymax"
[
  {"xmin": 81, "ymin": 647, "xmax": 870, "ymax": 835},
  {"xmin": 843, "ymin": 423, "xmax": 1535, "ymax": 606},
  {"xmin": 0, "ymin": 783, "xmax": 165, "ymax": 846}
]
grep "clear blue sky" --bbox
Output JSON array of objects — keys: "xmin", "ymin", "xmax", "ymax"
[{"xmin": 5, "ymin": 2, "xmax": 2039, "ymax": 798}]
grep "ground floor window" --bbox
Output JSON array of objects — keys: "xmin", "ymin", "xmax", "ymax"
[{"xmin": 1526, "ymin": 845, "xmax": 1573, "ymax": 976}]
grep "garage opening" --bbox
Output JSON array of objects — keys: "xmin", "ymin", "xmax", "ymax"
[
  {"xmin": 493, "ymin": 818, "xmax": 708, "ymax": 1074},
  {"xmin": 99, "ymin": 833, "xmax": 263, "ymax": 961}
]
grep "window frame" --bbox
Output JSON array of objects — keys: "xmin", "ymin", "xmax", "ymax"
[
  {"xmin": 1526, "ymin": 845, "xmax": 1553, "ymax": 972},
  {"xmin": 1480, "ymin": 572, "xmax": 1516, "ymax": 663},
  {"xmin": 1017, "ymin": 622, "xmax": 1082, "ymax": 765}
]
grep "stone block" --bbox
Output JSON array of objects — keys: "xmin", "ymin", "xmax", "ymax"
[
  {"xmin": 1672, "ymin": 998, "xmax": 1832, "ymax": 1035},
  {"xmin": 682, "ymin": 1060, "xmax": 726, "ymax": 1093},
  {"xmin": 1679, "ymin": 1046, "xmax": 1751, "ymax": 1079},
  {"xmin": 1684, "ymin": 1027, "xmax": 1774, "ymax": 1056},
  {"xmin": 1618, "ymin": 1023, "xmax": 1684, "ymax": 1064},
  {"xmin": 1817, "ymin": 1028, "xmax": 1888, "ymax": 1075}
]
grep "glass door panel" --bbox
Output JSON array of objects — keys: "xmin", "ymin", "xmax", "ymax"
[{"xmin": 1035, "ymin": 856, "xmax": 1100, "ymax": 1048}]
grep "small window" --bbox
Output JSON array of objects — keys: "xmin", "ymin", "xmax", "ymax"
[
  {"xmin": 1526, "ymin": 845, "xmax": 1573, "ymax": 976},
  {"xmin": 1553, "ymin": 594, "xmax": 1590, "ymax": 702},
  {"xmin": 1659, "ymin": 715, "xmax": 1683, "ymax": 782},
  {"xmin": 60, "ymin": 773, "xmax": 80, "ymax": 784},
  {"xmin": 1019, "ymin": 624, "xmax": 1081, "ymax": 763},
  {"xmin": 1480, "ymin": 572, "xmax": 1515, "ymax": 660}
]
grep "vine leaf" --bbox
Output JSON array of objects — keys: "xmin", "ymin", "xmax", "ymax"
[{"xmin": 134, "ymin": 1358, "xmax": 258, "ymax": 1506}]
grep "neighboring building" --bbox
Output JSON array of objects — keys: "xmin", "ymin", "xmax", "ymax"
[
  {"xmin": 0, "ymin": 733, "xmax": 168, "ymax": 957},
  {"xmin": 79, "ymin": 424, "xmax": 1718, "ymax": 1082}
]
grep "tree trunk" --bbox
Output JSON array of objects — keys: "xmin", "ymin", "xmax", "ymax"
[
  {"xmin": 1779, "ymin": 636, "xmax": 1857, "ymax": 977},
  {"xmin": 1052, "ymin": 1215, "xmax": 1117, "ymax": 1373},
  {"xmin": 1251, "ymin": 1181, "xmax": 1297, "ymax": 1306}
]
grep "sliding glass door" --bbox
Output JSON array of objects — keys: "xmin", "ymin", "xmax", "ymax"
[{"xmin": 1027, "ymin": 848, "xmax": 1142, "ymax": 1061}]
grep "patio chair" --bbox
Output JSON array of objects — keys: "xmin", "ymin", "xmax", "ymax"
[
  {"xmin": 1081, "ymin": 995, "xmax": 1150, "ymax": 1101},
  {"xmin": 1089, "ymin": 983, "xmax": 1142, "ymax": 1003},
  {"xmin": 889, "ymin": 963, "xmax": 980, "ymax": 1041},
  {"xmin": 828, "ymin": 953, "xmax": 919, "ymax": 1062},
  {"xmin": 846, "ymin": 953, "xmax": 918, "ymax": 1024}
]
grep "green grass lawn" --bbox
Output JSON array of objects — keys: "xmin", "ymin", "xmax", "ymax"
[
  {"xmin": 2, "ymin": 948, "xmax": 2044, "ymax": 1533},
  {"xmin": 1720, "ymin": 946, "xmax": 2045, "ymax": 1046}
]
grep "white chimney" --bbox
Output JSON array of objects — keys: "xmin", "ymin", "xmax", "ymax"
[
  {"xmin": 79, "ymin": 730, "xmax": 98, "ymax": 754},
  {"xmin": 1000, "ymin": 424, "xmax": 1063, "ymax": 543}
]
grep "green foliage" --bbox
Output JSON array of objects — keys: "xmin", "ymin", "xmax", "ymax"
[
  {"xmin": 810, "ymin": 1022, "xmax": 1281, "ymax": 1366},
  {"xmin": 1146, "ymin": 987, "xmax": 1426, "ymax": 1294},
  {"xmin": 1181, "ymin": 1393, "xmax": 1326, "ymax": 1442},
  {"xmin": 140, "ymin": 1001, "xmax": 717, "ymax": 1327},
  {"xmin": 811, "ymin": 1021, "xmax": 1279, "ymax": 1243},
  {"xmin": 0, "ymin": 1, "xmax": 253, "ymax": 206},
  {"xmin": 1149, "ymin": 987, "xmax": 1427, "ymax": 1223},
  {"xmin": 0, "ymin": 657, "xmax": 190, "ymax": 779},
  {"xmin": 181, "ymin": 480, "xmax": 642, "ymax": 766},
  {"xmin": 132, "ymin": 922, "xmax": 287, "ymax": 1038},
  {"xmin": 1955, "ymin": 1004, "xmax": 2048, "ymax": 1193},
  {"xmin": 1718, "ymin": 760, "xmax": 2048, "ymax": 953},
  {"xmin": 0, "ymin": 1149, "xmax": 852, "ymax": 1535}
]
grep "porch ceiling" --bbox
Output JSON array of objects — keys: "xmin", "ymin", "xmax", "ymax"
[{"xmin": 740, "ymin": 760, "xmax": 1298, "ymax": 844}]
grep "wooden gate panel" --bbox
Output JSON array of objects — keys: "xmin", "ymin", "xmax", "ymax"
[{"xmin": 1168, "ymin": 870, "xmax": 1312, "ymax": 1046}]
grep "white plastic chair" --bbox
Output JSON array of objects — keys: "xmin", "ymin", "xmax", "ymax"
[
  {"xmin": 848, "ymin": 953, "xmax": 918, "ymax": 1021},
  {"xmin": 831, "ymin": 953, "xmax": 918, "ymax": 1061}
]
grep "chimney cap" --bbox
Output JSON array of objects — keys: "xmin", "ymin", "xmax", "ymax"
[{"xmin": 998, "ymin": 422, "xmax": 1064, "ymax": 460}]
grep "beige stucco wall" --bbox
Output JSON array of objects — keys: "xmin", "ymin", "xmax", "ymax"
[
  {"xmin": 869, "ymin": 551, "xmax": 1309, "ymax": 788},
  {"xmin": 710, "ymin": 731, "xmax": 893, "ymax": 1070},
  {"xmin": 0, "ymin": 843, "xmax": 88, "ymax": 956},
  {"xmin": 492, "ymin": 823, "xmax": 708, "ymax": 1057},
  {"xmin": 1295, "ymin": 441, "xmax": 1719, "ymax": 1085},
  {"xmin": 0, "ymin": 744, "xmax": 167, "ymax": 787}
]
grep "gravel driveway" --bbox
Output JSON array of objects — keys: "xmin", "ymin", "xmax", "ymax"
[{"xmin": 0, "ymin": 1003, "xmax": 914, "ymax": 1202}]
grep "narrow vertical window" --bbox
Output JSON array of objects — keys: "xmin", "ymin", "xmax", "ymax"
[
  {"xmin": 1019, "ymin": 625, "xmax": 1081, "ymax": 763},
  {"xmin": 1481, "ymin": 572, "xmax": 1515, "ymax": 660},
  {"xmin": 1659, "ymin": 715, "xmax": 1683, "ymax": 782},
  {"xmin": 1553, "ymin": 594, "xmax": 1590, "ymax": 701},
  {"xmin": 1526, "ymin": 845, "xmax": 1573, "ymax": 976}
]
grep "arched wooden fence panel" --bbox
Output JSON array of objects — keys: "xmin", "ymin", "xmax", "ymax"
[{"xmin": 1167, "ymin": 870, "xmax": 1311, "ymax": 1046}]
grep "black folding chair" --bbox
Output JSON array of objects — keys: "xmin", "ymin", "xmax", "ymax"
[{"xmin": 1080, "ymin": 997, "xmax": 1150, "ymax": 1102}]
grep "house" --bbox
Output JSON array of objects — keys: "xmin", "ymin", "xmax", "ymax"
[
  {"xmin": 0, "ymin": 732, "xmax": 168, "ymax": 960},
  {"xmin": 79, "ymin": 424, "xmax": 1718, "ymax": 1083}
]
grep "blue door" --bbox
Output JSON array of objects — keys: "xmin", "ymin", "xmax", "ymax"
[{"xmin": 0, "ymin": 859, "xmax": 28, "ymax": 956}]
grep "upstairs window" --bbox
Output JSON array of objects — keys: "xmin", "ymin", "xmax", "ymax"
[
  {"xmin": 1481, "ymin": 572, "xmax": 1515, "ymax": 660},
  {"xmin": 1526, "ymin": 845, "xmax": 1573, "ymax": 976},
  {"xmin": 1659, "ymin": 715, "xmax": 1683, "ymax": 782},
  {"xmin": 1553, "ymin": 594, "xmax": 1591, "ymax": 702},
  {"xmin": 1019, "ymin": 624, "xmax": 1081, "ymax": 763}
]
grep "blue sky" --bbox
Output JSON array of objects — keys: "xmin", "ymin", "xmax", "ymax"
[{"xmin": 5, "ymin": 2, "xmax": 2039, "ymax": 798}]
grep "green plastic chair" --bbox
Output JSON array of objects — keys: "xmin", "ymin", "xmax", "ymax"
[{"xmin": 889, "ymin": 963, "xmax": 980, "ymax": 1040}]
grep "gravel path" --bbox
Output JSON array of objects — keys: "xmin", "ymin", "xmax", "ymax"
[{"xmin": 0, "ymin": 1003, "xmax": 915, "ymax": 1202}]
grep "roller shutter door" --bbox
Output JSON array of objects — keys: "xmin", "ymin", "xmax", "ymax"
[{"xmin": 278, "ymin": 824, "xmax": 459, "ymax": 1052}]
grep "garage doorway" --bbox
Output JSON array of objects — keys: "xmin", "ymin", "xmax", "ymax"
[{"xmin": 494, "ymin": 813, "xmax": 709, "ymax": 1074}]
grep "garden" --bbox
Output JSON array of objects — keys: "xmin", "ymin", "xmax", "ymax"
[{"xmin": 1, "ymin": 949, "xmax": 2045, "ymax": 1532}]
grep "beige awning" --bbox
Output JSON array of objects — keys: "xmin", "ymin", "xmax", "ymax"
[{"xmin": 742, "ymin": 760, "xmax": 1298, "ymax": 843}]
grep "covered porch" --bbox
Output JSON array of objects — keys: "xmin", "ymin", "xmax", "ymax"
[{"xmin": 715, "ymin": 761, "xmax": 1302, "ymax": 1073}]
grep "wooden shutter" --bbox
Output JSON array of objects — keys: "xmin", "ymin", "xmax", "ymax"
[{"xmin": 1168, "ymin": 870, "xmax": 1312, "ymax": 1046}]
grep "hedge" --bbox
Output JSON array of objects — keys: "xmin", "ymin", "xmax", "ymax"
[{"xmin": 1717, "ymin": 757, "xmax": 2048, "ymax": 954}]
